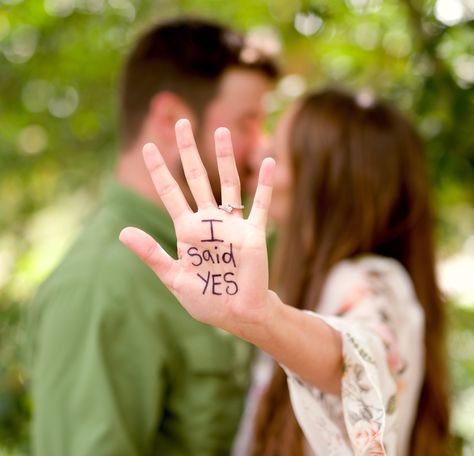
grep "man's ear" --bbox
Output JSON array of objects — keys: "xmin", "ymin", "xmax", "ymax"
[{"xmin": 148, "ymin": 91, "xmax": 197, "ymax": 146}]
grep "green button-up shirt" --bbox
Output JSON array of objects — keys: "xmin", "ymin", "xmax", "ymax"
[{"xmin": 28, "ymin": 180, "xmax": 253, "ymax": 456}]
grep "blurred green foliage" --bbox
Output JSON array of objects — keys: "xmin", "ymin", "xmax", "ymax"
[{"xmin": 0, "ymin": 0, "xmax": 473, "ymax": 453}]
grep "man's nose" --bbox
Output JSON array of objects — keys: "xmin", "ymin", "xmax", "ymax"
[
  {"xmin": 255, "ymin": 133, "xmax": 268, "ymax": 150},
  {"xmin": 253, "ymin": 135, "xmax": 273, "ymax": 161}
]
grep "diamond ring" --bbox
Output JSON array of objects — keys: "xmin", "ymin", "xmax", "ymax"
[{"xmin": 218, "ymin": 203, "xmax": 245, "ymax": 213}]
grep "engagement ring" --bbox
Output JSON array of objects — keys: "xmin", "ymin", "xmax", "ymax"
[{"xmin": 218, "ymin": 203, "xmax": 245, "ymax": 213}]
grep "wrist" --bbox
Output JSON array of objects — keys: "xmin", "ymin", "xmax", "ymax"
[{"xmin": 232, "ymin": 290, "xmax": 285, "ymax": 347}]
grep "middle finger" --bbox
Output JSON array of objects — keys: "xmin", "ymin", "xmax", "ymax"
[{"xmin": 175, "ymin": 119, "xmax": 216, "ymax": 210}]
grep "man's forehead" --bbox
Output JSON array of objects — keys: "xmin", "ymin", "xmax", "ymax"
[
  {"xmin": 205, "ymin": 69, "xmax": 271, "ymax": 121},
  {"xmin": 217, "ymin": 68, "xmax": 272, "ymax": 99}
]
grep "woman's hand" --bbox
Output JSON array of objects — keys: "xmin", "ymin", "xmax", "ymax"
[
  {"xmin": 120, "ymin": 119, "xmax": 344, "ymax": 393},
  {"xmin": 119, "ymin": 119, "xmax": 276, "ymax": 335}
]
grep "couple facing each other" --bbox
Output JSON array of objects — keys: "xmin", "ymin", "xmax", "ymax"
[
  {"xmin": 30, "ymin": 16, "xmax": 451, "ymax": 456},
  {"xmin": 121, "ymin": 89, "xmax": 451, "ymax": 456}
]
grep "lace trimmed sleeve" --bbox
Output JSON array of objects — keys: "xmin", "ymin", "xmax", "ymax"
[{"xmin": 283, "ymin": 257, "xmax": 425, "ymax": 456}]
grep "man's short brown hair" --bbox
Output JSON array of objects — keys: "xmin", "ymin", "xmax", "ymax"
[{"xmin": 119, "ymin": 17, "xmax": 279, "ymax": 148}]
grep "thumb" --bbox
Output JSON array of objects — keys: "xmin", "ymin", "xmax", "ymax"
[{"xmin": 119, "ymin": 227, "xmax": 175, "ymax": 288}]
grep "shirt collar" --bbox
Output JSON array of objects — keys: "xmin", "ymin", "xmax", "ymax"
[{"xmin": 104, "ymin": 178, "xmax": 176, "ymax": 255}]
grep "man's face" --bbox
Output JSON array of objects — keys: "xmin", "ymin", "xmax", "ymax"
[{"xmin": 196, "ymin": 68, "xmax": 272, "ymax": 200}]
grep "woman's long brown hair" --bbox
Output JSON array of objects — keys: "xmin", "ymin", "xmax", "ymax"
[{"xmin": 251, "ymin": 89, "xmax": 451, "ymax": 455}]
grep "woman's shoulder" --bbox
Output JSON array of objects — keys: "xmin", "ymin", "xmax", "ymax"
[
  {"xmin": 319, "ymin": 255, "xmax": 423, "ymax": 319},
  {"xmin": 327, "ymin": 254, "xmax": 414, "ymax": 292}
]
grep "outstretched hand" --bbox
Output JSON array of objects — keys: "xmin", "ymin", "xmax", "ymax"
[{"xmin": 119, "ymin": 119, "xmax": 276, "ymax": 335}]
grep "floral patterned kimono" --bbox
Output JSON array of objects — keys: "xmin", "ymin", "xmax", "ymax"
[{"xmin": 286, "ymin": 255, "xmax": 425, "ymax": 456}]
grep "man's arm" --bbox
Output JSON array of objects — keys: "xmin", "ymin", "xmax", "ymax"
[{"xmin": 30, "ymin": 279, "xmax": 168, "ymax": 456}]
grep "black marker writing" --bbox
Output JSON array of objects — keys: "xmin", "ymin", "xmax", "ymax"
[
  {"xmin": 200, "ymin": 219, "xmax": 224, "ymax": 243},
  {"xmin": 187, "ymin": 247, "xmax": 202, "ymax": 266},
  {"xmin": 197, "ymin": 272, "xmax": 210, "ymax": 295},
  {"xmin": 224, "ymin": 272, "xmax": 238, "ymax": 295},
  {"xmin": 223, "ymin": 243, "xmax": 236, "ymax": 267},
  {"xmin": 186, "ymin": 243, "xmax": 236, "ymax": 268},
  {"xmin": 212, "ymin": 274, "xmax": 222, "ymax": 295},
  {"xmin": 188, "ymin": 219, "xmax": 239, "ymax": 295},
  {"xmin": 195, "ymin": 271, "xmax": 239, "ymax": 295}
]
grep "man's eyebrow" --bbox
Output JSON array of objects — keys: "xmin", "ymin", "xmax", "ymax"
[{"xmin": 240, "ymin": 110, "xmax": 262, "ymax": 119}]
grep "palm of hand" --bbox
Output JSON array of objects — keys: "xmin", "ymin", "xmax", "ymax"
[
  {"xmin": 120, "ymin": 119, "xmax": 275, "ymax": 331},
  {"xmin": 172, "ymin": 210, "xmax": 268, "ymax": 327}
]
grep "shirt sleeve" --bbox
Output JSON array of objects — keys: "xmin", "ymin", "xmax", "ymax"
[
  {"xmin": 29, "ymin": 277, "xmax": 171, "ymax": 456},
  {"xmin": 283, "ymin": 261, "xmax": 425, "ymax": 456}
]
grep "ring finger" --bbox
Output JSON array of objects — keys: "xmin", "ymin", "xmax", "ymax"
[{"xmin": 215, "ymin": 127, "xmax": 242, "ymax": 215}]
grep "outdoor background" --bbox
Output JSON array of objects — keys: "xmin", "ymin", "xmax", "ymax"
[{"xmin": 0, "ymin": 0, "xmax": 473, "ymax": 454}]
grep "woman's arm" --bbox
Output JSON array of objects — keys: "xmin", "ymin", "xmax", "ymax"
[
  {"xmin": 233, "ymin": 291, "xmax": 343, "ymax": 395},
  {"xmin": 120, "ymin": 119, "xmax": 343, "ymax": 395}
]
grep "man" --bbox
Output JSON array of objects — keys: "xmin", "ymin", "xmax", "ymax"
[{"xmin": 29, "ymin": 17, "xmax": 278, "ymax": 455}]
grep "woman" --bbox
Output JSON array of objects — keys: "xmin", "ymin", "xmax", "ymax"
[{"xmin": 120, "ymin": 89, "xmax": 451, "ymax": 455}]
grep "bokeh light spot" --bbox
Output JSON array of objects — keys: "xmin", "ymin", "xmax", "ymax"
[
  {"xmin": 383, "ymin": 30, "xmax": 412, "ymax": 58},
  {"xmin": 247, "ymin": 26, "xmax": 281, "ymax": 56},
  {"xmin": 17, "ymin": 125, "xmax": 49, "ymax": 155},
  {"xmin": 277, "ymin": 74, "xmax": 306, "ymax": 99},
  {"xmin": 453, "ymin": 54, "xmax": 474, "ymax": 84},
  {"xmin": 44, "ymin": 0, "xmax": 76, "ymax": 17},
  {"xmin": 108, "ymin": 0, "xmax": 136, "ymax": 21},
  {"xmin": 435, "ymin": 0, "xmax": 465, "ymax": 26},
  {"xmin": 354, "ymin": 23, "xmax": 380, "ymax": 50},
  {"xmin": 346, "ymin": 0, "xmax": 382, "ymax": 14},
  {"xmin": 3, "ymin": 25, "xmax": 38, "ymax": 64},
  {"xmin": 294, "ymin": 11, "xmax": 323, "ymax": 36},
  {"xmin": 48, "ymin": 86, "xmax": 79, "ymax": 118}
]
